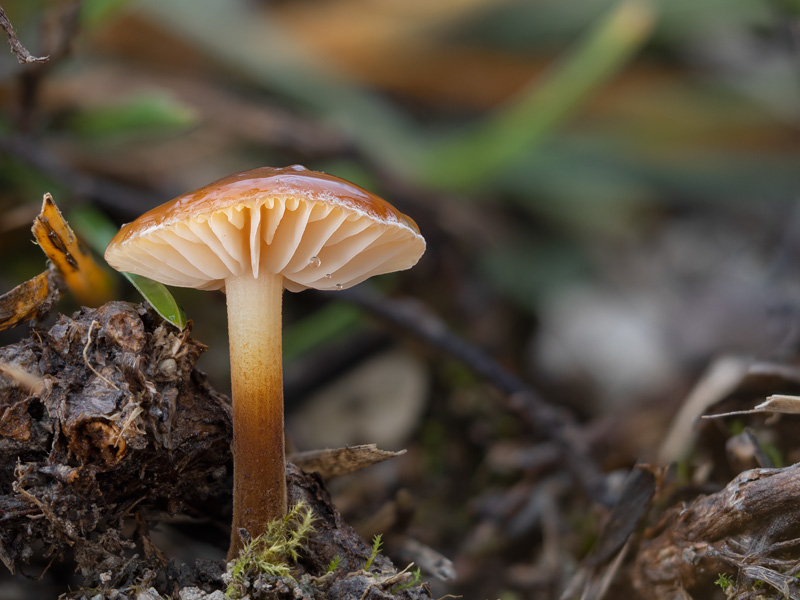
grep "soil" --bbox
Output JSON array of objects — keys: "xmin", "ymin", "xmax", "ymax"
[{"xmin": 0, "ymin": 302, "xmax": 429, "ymax": 599}]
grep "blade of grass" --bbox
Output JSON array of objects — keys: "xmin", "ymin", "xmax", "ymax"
[
  {"xmin": 65, "ymin": 92, "xmax": 197, "ymax": 140},
  {"xmin": 417, "ymin": 0, "xmax": 656, "ymax": 190}
]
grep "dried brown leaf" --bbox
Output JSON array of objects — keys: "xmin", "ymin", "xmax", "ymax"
[
  {"xmin": 0, "ymin": 268, "xmax": 61, "ymax": 331},
  {"xmin": 703, "ymin": 394, "xmax": 800, "ymax": 419},
  {"xmin": 289, "ymin": 444, "xmax": 406, "ymax": 479},
  {"xmin": 31, "ymin": 193, "xmax": 114, "ymax": 307}
]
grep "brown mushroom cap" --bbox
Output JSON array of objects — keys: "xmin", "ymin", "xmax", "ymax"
[{"xmin": 104, "ymin": 165, "xmax": 425, "ymax": 292}]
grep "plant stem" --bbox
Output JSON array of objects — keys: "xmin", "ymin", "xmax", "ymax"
[{"xmin": 225, "ymin": 270, "xmax": 286, "ymax": 557}]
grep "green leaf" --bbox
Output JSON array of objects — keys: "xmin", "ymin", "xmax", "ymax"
[
  {"xmin": 69, "ymin": 206, "xmax": 188, "ymax": 330},
  {"xmin": 122, "ymin": 272, "xmax": 188, "ymax": 330}
]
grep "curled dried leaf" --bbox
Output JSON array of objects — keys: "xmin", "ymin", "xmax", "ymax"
[
  {"xmin": 32, "ymin": 193, "xmax": 115, "ymax": 307},
  {"xmin": 0, "ymin": 268, "xmax": 61, "ymax": 331}
]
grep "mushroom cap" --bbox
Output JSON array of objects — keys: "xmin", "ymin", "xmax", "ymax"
[{"xmin": 104, "ymin": 165, "xmax": 425, "ymax": 292}]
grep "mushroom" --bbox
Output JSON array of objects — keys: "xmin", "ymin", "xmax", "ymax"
[{"xmin": 104, "ymin": 165, "xmax": 425, "ymax": 555}]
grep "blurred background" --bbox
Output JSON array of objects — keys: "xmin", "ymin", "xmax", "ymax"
[{"xmin": 1, "ymin": 0, "xmax": 800, "ymax": 598}]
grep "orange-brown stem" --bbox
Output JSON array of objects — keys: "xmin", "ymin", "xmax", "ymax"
[{"xmin": 225, "ymin": 270, "xmax": 286, "ymax": 558}]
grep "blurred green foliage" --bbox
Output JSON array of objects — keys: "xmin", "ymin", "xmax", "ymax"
[
  {"xmin": 1, "ymin": 0, "xmax": 799, "ymax": 358},
  {"xmin": 80, "ymin": 0, "xmax": 130, "ymax": 30},
  {"xmin": 63, "ymin": 92, "xmax": 196, "ymax": 140},
  {"xmin": 419, "ymin": 0, "xmax": 654, "ymax": 189},
  {"xmin": 283, "ymin": 302, "xmax": 362, "ymax": 362}
]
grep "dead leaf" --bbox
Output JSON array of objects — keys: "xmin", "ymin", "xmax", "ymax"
[
  {"xmin": 31, "ymin": 193, "xmax": 114, "ymax": 307},
  {"xmin": 702, "ymin": 394, "xmax": 800, "ymax": 419},
  {"xmin": 0, "ymin": 399, "xmax": 32, "ymax": 441},
  {"xmin": 0, "ymin": 268, "xmax": 61, "ymax": 331},
  {"xmin": 586, "ymin": 465, "xmax": 658, "ymax": 567},
  {"xmin": 289, "ymin": 444, "xmax": 406, "ymax": 479},
  {"xmin": 391, "ymin": 535, "xmax": 456, "ymax": 582}
]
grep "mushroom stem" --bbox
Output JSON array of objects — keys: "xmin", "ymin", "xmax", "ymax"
[{"xmin": 225, "ymin": 270, "xmax": 286, "ymax": 557}]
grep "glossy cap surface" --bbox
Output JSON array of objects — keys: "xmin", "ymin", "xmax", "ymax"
[{"xmin": 105, "ymin": 166, "xmax": 425, "ymax": 292}]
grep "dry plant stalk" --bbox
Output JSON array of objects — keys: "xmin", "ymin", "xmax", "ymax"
[{"xmin": 0, "ymin": 5, "xmax": 48, "ymax": 63}]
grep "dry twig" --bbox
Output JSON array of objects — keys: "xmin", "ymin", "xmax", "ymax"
[{"xmin": 0, "ymin": 5, "xmax": 48, "ymax": 64}]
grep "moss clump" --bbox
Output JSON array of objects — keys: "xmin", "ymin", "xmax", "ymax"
[{"xmin": 225, "ymin": 501, "xmax": 315, "ymax": 599}]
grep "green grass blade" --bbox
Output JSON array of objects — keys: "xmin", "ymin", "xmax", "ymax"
[
  {"xmin": 65, "ymin": 205, "xmax": 119, "ymax": 253},
  {"xmin": 418, "ymin": 0, "xmax": 656, "ymax": 190}
]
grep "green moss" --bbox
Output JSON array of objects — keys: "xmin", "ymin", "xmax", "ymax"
[
  {"xmin": 325, "ymin": 555, "xmax": 342, "ymax": 574},
  {"xmin": 715, "ymin": 572, "xmax": 735, "ymax": 596},
  {"xmin": 364, "ymin": 534, "xmax": 383, "ymax": 573},
  {"xmin": 392, "ymin": 567, "xmax": 422, "ymax": 593},
  {"xmin": 226, "ymin": 502, "xmax": 315, "ymax": 599}
]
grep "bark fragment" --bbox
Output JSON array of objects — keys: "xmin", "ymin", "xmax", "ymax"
[{"xmin": 633, "ymin": 464, "xmax": 800, "ymax": 598}]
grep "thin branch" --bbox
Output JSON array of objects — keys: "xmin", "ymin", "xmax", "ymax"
[
  {"xmin": 340, "ymin": 286, "xmax": 607, "ymax": 500},
  {"xmin": 0, "ymin": 5, "xmax": 48, "ymax": 64}
]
